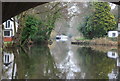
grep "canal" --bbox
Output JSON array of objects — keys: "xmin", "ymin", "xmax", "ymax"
[{"xmin": 1, "ymin": 39, "xmax": 120, "ymax": 79}]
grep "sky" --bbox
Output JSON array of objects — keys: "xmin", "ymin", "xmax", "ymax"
[{"xmin": 109, "ymin": 3, "xmax": 116, "ymax": 10}]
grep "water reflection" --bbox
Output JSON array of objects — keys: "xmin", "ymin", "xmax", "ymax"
[
  {"xmin": 16, "ymin": 45, "xmax": 60, "ymax": 79},
  {"xmin": 50, "ymin": 40, "xmax": 82, "ymax": 79},
  {"xmin": 107, "ymin": 51, "xmax": 118, "ymax": 59},
  {"xmin": 77, "ymin": 47, "xmax": 118, "ymax": 79},
  {"xmin": 107, "ymin": 51, "xmax": 120, "ymax": 79},
  {"xmin": 2, "ymin": 42, "xmax": 120, "ymax": 79},
  {"xmin": 50, "ymin": 40, "xmax": 119, "ymax": 79},
  {"xmin": 2, "ymin": 45, "xmax": 60, "ymax": 79},
  {"xmin": 56, "ymin": 50, "xmax": 81, "ymax": 79},
  {"xmin": 2, "ymin": 51, "xmax": 17, "ymax": 79}
]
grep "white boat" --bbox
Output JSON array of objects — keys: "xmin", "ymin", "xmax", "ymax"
[{"xmin": 56, "ymin": 35, "xmax": 68, "ymax": 41}]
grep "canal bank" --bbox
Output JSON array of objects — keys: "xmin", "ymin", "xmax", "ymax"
[{"xmin": 71, "ymin": 37, "xmax": 118, "ymax": 46}]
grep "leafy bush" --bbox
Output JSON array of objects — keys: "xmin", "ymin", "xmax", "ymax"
[
  {"xmin": 21, "ymin": 15, "xmax": 39, "ymax": 44},
  {"xmin": 78, "ymin": 2, "xmax": 117, "ymax": 39}
]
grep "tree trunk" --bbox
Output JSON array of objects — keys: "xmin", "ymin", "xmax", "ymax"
[
  {"xmin": 13, "ymin": 11, "xmax": 27, "ymax": 46},
  {"xmin": 13, "ymin": 17, "xmax": 16, "ymax": 35}
]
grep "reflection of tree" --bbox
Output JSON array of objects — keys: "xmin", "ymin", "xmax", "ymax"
[
  {"xmin": 13, "ymin": 47, "xmax": 31, "ymax": 79},
  {"xmin": 77, "ymin": 47, "xmax": 116, "ymax": 79},
  {"xmin": 13, "ymin": 45, "xmax": 60, "ymax": 79}
]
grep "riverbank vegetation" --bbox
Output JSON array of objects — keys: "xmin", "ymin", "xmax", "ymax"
[
  {"xmin": 78, "ymin": 2, "xmax": 117, "ymax": 39},
  {"xmin": 72, "ymin": 37, "xmax": 117, "ymax": 46},
  {"xmin": 21, "ymin": 15, "xmax": 39, "ymax": 46},
  {"xmin": 4, "ymin": 2, "xmax": 118, "ymax": 48},
  {"xmin": 11, "ymin": 2, "xmax": 64, "ymax": 47}
]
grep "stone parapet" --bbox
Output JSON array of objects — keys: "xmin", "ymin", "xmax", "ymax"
[
  {"xmin": 0, "ymin": 24, "xmax": 2, "ymax": 80},
  {"xmin": 0, "ymin": 1, "xmax": 2, "ymax": 80}
]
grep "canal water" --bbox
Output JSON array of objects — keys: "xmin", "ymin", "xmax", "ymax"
[{"xmin": 1, "ymin": 39, "xmax": 120, "ymax": 79}]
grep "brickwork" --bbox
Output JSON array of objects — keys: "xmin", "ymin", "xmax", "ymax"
[{"xmin": 3, "ymin": 37, "xmax": 12, "ymax": 42}]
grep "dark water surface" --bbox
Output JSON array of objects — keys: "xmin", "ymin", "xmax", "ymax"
[{"xmin": 2, "ymin": 41, "xmax": 120, "ymax": 79}]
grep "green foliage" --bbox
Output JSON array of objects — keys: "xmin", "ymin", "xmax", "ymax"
[
  {"xmin": 21, "ymin": 15, "xmax": 38, "ymax": 44},
  {"xmin": 75, "ymin": 37, "xmax": 90, "ymax": 41},
  {"xmin": 32, "ymin": 9, "xmax": 61, "ymax": 43},
  {"xmin": 21, "ymin": 3, "xmax": 62, "ymax": 44},
  {"xmin": 78, "ymin": 2, "xmax": 117, "ymax": 39}
]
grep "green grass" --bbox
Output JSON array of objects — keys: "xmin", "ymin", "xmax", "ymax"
[
  {"xmin": 4, "ymin": 41, "xmax": 12, "ymax": 44},
  {"xmin": 108, "ymin": 37, "xmax": 117, "ymax": 41},
  {"xmin": 4, "ymin": 42, "xmax": 13, "ymax": 46}
]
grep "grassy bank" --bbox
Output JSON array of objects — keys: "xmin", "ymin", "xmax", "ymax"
[
  {"xmin": 77, "ymin": 45, "xmax": 117, "ymax": 53},
  {"xmin": 72, "ymin": 37, "xmax": 117, "ymax": 46},
  {"xmin": 3, "ymin": 42, "xmax": 13, "ymax": 47}
]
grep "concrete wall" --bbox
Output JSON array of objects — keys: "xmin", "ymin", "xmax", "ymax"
[
  {"xmin": 2, "ymin": 2, "xmax": 46, "ymax": 23},
  {"xmin": 0, "ymin": 28, "xmax": 1, "ymax": 77},
  {"xmin": 0, "ymin": 1, "xmax": 2, "ymax": 80}
]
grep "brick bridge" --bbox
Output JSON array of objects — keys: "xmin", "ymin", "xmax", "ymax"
[{"xmin": 0, "ymin": 1, "xmax": 120, "ymax": 80}]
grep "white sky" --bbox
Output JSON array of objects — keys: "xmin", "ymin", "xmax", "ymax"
[{"xmin": 109, "ymin": 3, "xmax": 116, "ymax": 9}]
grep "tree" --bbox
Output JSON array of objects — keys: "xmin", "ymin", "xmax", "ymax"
[
  {"xmin": 21, "ymin": 15, "xmax": 38, "ymax": 45},
  {"xmin": 13, "ymin": 2, "xmax": 70, "ymax": 45},
  {"xmin": 31, "ymin": 2, "xmax": 64, "ymax": 43},
  {"xmin": 78, "ymin": 2, "xmax": 117, "ymax": 39}
]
